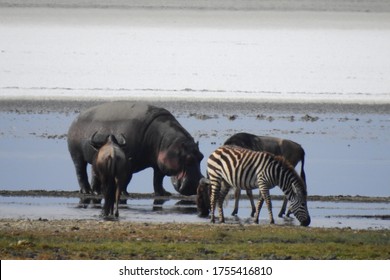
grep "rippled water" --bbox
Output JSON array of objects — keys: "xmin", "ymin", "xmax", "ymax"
[{"xmin": 0, "ymin": 195, "xmax": 388, "ymax": 230}]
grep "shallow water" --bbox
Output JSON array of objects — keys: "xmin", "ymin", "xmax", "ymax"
[
  {"xmin": 0, "ymin": 110, "xmax": 390, "ymax": 197},
  {"xmin": 0, "ymin": 195, "xmax": 388, "ymax": 230},
  {"xmin": 1, "ymin": 108, "xmax": 389, "ymax": 229}
]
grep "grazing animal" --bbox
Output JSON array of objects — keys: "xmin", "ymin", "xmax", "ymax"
[
  {"xmin": 67, "ymin": 101, "xmax": 204, "ymax": 197},
  {"xmin": 205, "ymin": 145, "xmax": 310, "ymax": 226},
  {"xmin": 224, "ymin": 133, "xmax": 306, "ymax": 218},
  {"xmin": 91, "ymin": 134, "xmax": 130, "ymax": 217}
]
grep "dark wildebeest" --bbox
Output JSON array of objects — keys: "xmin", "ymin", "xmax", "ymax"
[
  {"xmin": 225, "ymin": 133, "xmax": 306, "ymax": 218},
  {"xmin": 91, "ymin": 134, "xmax": 129, "ymax": 217},
  {"xmin": 196, "ymin": 132, "xmax": 306, "ymax": 218},
  {"xmin": 67, "ymin": 102, "xmax": 204, "ymax": 197}
]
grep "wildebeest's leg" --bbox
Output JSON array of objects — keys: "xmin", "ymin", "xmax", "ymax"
[
  {"xmin": 101, "ymin": 176, "xmax": 112, "ymax": 216},
  {"xmin": 115, "ymin": 173, "xmax": 132, "ymax": 218},
  {"xmin": 153, "ymin": 168, "xmax": 171, "ymax": 196},
  {"xmin": 231, "ymin": 188, "xmax": 240, "ymax": 216},
  {"xmin": 278, "ymin": 197, "xmax": 288, "ymax": 217},
  {"xmin": 72, "ymin": 159, "xmax": 92, "ymax": 194},
  {"xmin": 115, "ymin": 184, "xmax": 121, "ymax": 218}
]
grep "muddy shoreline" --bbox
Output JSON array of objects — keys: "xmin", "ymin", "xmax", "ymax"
[
  {"xmin": 1, "ymin": 190, "xmax": 388, "ymax": 203},
  {"xmin": 1, "ymin": 98, "xmax": 390, "ymax": 116}
]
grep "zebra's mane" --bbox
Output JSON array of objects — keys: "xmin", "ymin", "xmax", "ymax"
[{"xmin": 273, "ymin": 155, "xmax": 307, "ymax": 195}]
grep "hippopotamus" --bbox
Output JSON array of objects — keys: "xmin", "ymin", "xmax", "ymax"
[
  {"xmin": 67, "ymin": 101, "xmax": 204, "ymax": 196},
  {"xmin": 91, "ymin": 134, "xmax": 129, "ymax": 217}
]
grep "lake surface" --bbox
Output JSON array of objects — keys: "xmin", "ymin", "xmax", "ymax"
[
  {"xmin": 0, "ymin": 108, "xmax": 389, "ymax": 197},
  {"xmin": 1, "ymin": 104, "xmax": 390, "ymax": 229}
]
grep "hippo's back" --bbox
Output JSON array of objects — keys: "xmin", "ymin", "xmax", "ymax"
[
  {"xmin": 76, "ymin": 102, "xmax": 168, "ymax": 123},
  {"xmin": 67, "ymin": 102, "xmax": 172, "ymax": 163}
]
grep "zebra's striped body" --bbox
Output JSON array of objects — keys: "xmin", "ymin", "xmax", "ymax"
[{"xmin": 207, "ymin": 145, "xmax": 310, "ymax": 226}]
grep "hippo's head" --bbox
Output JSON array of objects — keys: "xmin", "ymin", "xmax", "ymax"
[{"xmin": 158, "ymin": 140, "xmax": 204, "ymax": 196}]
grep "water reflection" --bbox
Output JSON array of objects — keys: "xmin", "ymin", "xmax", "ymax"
[
  {"xmin": 77, "ymin": 196, "xmax": 199, "ymax": 216},
  {"xmin": 1, "ymin": 195, "xmax": 389, "ymax": 229}
]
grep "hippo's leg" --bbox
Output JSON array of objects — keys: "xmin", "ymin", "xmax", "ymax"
[
  {"xmin": 72, "ymin": 159, "xmax": 92, "ymax": 194},
  {"xmin": 153, "ymin": 168, "xmax": 171, "ymax": 196},
  {"xmin": 118, "ymin": 173, "xmax": 132, "ymax": 196},
  {"xmin": 91, "ymin": 169, "xmax": 102, "ymax": 195}
]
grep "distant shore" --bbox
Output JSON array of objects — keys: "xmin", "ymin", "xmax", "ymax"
[
  {"xmin": 1, "ymin": 98, "xmax": 390, "ymax": 116},
  {"xmin": 1, "ymin": 190, "xmax": 388, "ymax": 203},
  {"xmin": 1, "ymin": 0, "xmax": 390, "ymax": 12}
]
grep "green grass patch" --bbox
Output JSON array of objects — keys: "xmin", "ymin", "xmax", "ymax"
[{"xmin": 0, "ymin": 220, "xmax": 389, "ymax": 259}]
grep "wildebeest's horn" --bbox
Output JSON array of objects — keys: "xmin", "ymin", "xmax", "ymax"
[
  {"xmin": 117, "ymin": 134, "xmax": 126, "ymax": 146},
  {"xmin": 199, "ymin": 177, "xmax": 211, "ymax": 185},
  {"xmin": 89, "ymin": 131, "xmax": 99, "ymax": 150}
]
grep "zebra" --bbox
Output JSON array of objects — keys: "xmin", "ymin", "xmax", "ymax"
[
  {"xmin": 224, "ymin": 132, "xmax": 306, "ymax": 218},
  {"xmin": 205, "ymin": 145, "xmax": 310, "ymax": 226}
]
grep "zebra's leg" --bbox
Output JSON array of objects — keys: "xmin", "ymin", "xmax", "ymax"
[
  {"xmin": 217, "ymin": 184, "xmax": 230, "ymax": 223},
  {"xmin": 286, "ymin": 207, "xmax": 292, "ymax": 217},
  {"xmin": 210, "ymin": 185, "xmax": 219, "ymax": 223},
  {"xmin": 261, "ymin": 189, "xmax": 275, "ymax": 224},
  {"xmin": 231, "ymin": 188, "xmax": 240, "ymax": 216},
  {"xmin": 254, "ymin": 196, "xmax": 264, "ymax": 224},
  {"xmin": 278, "ymin": 196, "xmax": 288, "ymax": 218},
  {"xmin": 247, "ymin": 189, "xmax": 256, "ymax": 217}
]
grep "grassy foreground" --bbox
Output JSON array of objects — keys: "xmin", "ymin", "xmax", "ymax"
[{"xmin": 0, "ymin": 219, "xmax": 389, "ymax": 260}]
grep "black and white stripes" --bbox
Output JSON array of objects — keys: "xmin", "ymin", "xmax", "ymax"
[{"xmin": 206, "ymin": 145, "xmax": 311, "ymax": 226}]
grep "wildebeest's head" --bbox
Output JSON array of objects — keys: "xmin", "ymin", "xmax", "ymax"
[
  {"xmin": 196, "ymin": 177, "xmax": 211, "ymax": 217},
  {"xmin": 159, "ymin": 139, "xmax": 204, "ymax": 196},
  {"xmin": 89, "ymin": 132, "xmax": 127, "ymax": 150}
]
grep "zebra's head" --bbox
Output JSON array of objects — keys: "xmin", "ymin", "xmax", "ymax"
[{"xmin": 290, "ymin": 182, "xmax": 311, "ymax": 226}]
